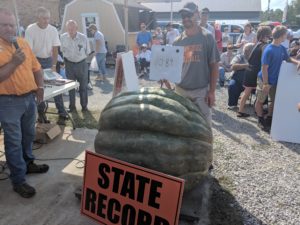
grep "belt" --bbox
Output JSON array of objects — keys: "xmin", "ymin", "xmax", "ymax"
[
  {"xmin": 64, "ymin": 58, "xmax": 86, "ymax": 64},
  {"xmin": 0, "ymin": 91, "xmax": 34, "ymax": 98}
]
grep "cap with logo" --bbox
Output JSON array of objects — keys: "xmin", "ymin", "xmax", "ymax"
[{"xmin": 178, "ymin": 2, "xmax": 198, "ymax": 14}]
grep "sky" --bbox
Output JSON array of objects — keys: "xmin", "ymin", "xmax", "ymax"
[{"xmin": 261, "ymin": 0, "xmax": 292, "ymax": 11}]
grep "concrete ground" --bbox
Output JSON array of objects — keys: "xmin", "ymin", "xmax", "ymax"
[
  {"xmin": 0, "ymin": 68, "xmax": 158, "ymax": 225},
  {"xmin": 0, "ymin": 127, "xmax": 99, "ymax": 225},
  {"xmin": 0, "ymin": 69, "xmax": 118, "ymax": 225}
]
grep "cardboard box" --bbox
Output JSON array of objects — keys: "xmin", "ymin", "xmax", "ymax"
[{"xmin": 35, "ymin": 123, "xmax": 61, "ymax": 144}]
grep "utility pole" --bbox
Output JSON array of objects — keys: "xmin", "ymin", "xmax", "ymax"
[
  {"xmin": 170, "ymin": 0, "xmax": 173, "ymax": 23},
  {"xmin": 124, "ymin": 0, "xmax": 129, "ymax": 51},
  {"xmin": 267, "ymin": 0, "xmax": 271, "ymax": 20}
]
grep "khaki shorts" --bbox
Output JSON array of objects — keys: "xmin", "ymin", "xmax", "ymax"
[
  {"xmin": 256, "ymin": 79, "xmax": 277, "ymax": 103},
  {"xmin": 175, "ymin": 85, "xmax": 212, "ymax": 126}
]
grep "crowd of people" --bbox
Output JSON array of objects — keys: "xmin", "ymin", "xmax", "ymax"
[
  {"xmin": 0, "ymin": 6, "xmax": 107, "ymax": 198},
  {"xmin": 1, "ymin": 1, "xmax": 300, "ymax": 200}
]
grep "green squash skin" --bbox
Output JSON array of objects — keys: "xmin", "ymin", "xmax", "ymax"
[{"xmin": 95, "ymin": 87, "xmax": 213, "ymax": 192}]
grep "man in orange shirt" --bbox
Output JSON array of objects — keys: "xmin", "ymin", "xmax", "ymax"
[{"xmin": 0, "ymin": 8, "xmax": 49, "ymax": 198}]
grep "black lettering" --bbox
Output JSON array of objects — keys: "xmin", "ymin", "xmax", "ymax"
[
  {"xmin": 107, "ymin": 198, "xmax": 121, "ymax": 224},
  {"xmin": 111, "ymin": 167, "xmax": 124, "ymax": 193},
  {"xmin": 98, "ymin": 163, "xmax": 110, "ymax": 189},
  {"xmin": 121, "ymin": 204, "xmax": 136, "ymax": 225},
  {"xmin": 97, "ymin": 193, "xmax": 107, "ymax": 218},
  {"xmin": 148, "ymin": 180, "xmax": 162, "ymax": 209},
  {"xmin": 154, "ymin": 216, "xmax": 170, "ymax": 225},
  {"xmin": 136, "ymin": 175, "xmax": 150, "ymax": 203},
  {"xmin": 85, "ymin": 188, "xmax": 97, "ymax": 213},
  {"xmin": 120, "ymin": 171, "xmax": 135, "ymax": 200},
  {"xmin": 137, "ymin": 209, "xmax": 152, "ymax": 225}
]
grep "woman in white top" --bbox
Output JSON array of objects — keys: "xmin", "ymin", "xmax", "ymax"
[{"xmin": 235, "ymin": 23, "xmax": 256, "ymax": 53}]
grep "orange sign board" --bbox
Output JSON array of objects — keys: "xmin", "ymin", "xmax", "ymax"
[{"xmin": 81, "ymin": 151, "xmax": 184, "ymax": 225}]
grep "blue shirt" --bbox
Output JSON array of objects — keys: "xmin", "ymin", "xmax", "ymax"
[
  {"xmin": 136, "ymin": 31, "xmax": 152, "ymax": 47},
  {"xmin": 258, "ymin": 44, "xmax": 289, "ymax": 85}
]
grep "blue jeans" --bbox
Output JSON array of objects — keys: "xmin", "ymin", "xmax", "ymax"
[
  {"xmin": 219, "ymin": 67, "xmax": 225, "ymax": 84},
  {"xmin": 228, "ymin": 70, "xmax": 245, "ymax": 106},
  {"xmin": 96, "ymin": 53, "xmax": 107, "ymax": 75},
  {"xmin": 37, "ymin": 57, "xmax": 67, "ymax": 116},
  {"xmin": 0, "ymin": 93, "xmax": 36, "ymax": 185}
]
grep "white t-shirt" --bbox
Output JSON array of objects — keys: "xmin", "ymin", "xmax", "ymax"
[
  {"xmin": 201, "ymin": 23, "xmax": 215, "ymax": 39},
  {"xmin": 137, "ymin": 50, "xmax": 151, "ymax": 62},
  {"xmin": 94, "ymin": 31, "xmax": 107, "ymax": 54},
  {"xmin": 166, "ymin": 28, "xmax": 180, "ymax": 45},
  {"xmin": 25, "ymin": 23, "xmax": 60, "ymax": 58}
]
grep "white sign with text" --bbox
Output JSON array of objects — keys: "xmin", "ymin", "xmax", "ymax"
[
  {"xmin": 271, "ymin": 62, "xmax": 300, "ymax": 144},
  {"xmin": 150, "ymin": 45, "xmax": 184, "ymax": 83}
]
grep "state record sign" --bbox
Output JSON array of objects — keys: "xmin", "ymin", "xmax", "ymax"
[
  {"xmin": 150, "ymin": 45, "xmax": 184, "ymax": 83},
  {"xmin": 81, "ymin": 151, "xmax": 184, "ymax": 225}
]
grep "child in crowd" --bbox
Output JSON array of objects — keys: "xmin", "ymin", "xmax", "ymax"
[
  {"xmin": 255, "ymin": 26, "xmax": 300, "ymax": 132},
  {"xmin": 137, "ymin": 43, "xmax": 151, "ymax": 76}
]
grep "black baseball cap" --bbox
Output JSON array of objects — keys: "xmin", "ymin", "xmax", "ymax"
[{"xmin": 179, "ymin": 2, "xmax": 198, "ymax": 14}]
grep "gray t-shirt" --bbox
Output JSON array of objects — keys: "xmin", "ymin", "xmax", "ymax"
[
  {"xmin": 94, "ymin": 31, "xmax": 107, "ymax": 53},
  {"xmin": 173, "ymin": 29, "xmax": 220, "ymax": 90}
]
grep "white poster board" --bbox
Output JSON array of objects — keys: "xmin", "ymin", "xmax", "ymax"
[
  {"xmin": 271, "ymin": 62, "xmax": 300, "ymax": 144},
  {"xmin": 149, "ymin": 45, "xmax": 184, "ymax": 83},
  {"xmin": 121, "ymin": 51, "xmax": 139, "ymax": 92}
]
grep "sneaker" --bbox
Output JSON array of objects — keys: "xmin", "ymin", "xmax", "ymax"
[
  {"xmin": 95, "ymin": 76, "xmax": 102, "ymax": 81},
  {"xmin": 82, "ymin": 107, "xmax": 89, "ymax": 112},
  {"xmin": 68, "ymin": 107, "xmax": 77, "ymax": 113},
  {"xmin": 237, "ymin": 112, "xmax": 250, "ymax": 118},
  {"xmin": 26, "ymin": 162, "xmax": 49, "ymax": 174},
  {"xmin": 13, "ymin": 183, "xmax": 36, "ymax": 198},
  {"xmin": 87, "ymin": 82, "xmax": 93, "ymax": 90},
  {"xmin": 59, "ymin": 114, "xmax": 69, "ymax": 120},
  {"xmin": 258, "ymin": 118, "xmax": 270, "ymax": 133},
  {"xmin": 227, "ymin": 105, "xmax": 237, "ymax": 110}
]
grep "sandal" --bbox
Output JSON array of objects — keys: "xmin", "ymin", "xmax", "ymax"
[
  {"xmin": 237, "ymin": 112, "xmax": 250, "ymax": 118},
  {"xmin": 26, "ymin": 162, "xmax": 49, "ymax": 174}
]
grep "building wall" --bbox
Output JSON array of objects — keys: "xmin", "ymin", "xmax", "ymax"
[
  {"xmin": 0, "ymin": 0, "xmax": 61, "ymax": 27},
  {"xmin": 62, "ymin": 0, "xmax": 125, "ymax": 52},
  {"xmin": 156, "ymin": 11, "xmax": 261, "ymax": 23}
]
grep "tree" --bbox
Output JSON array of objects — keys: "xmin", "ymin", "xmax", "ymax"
[{"xmin": 260, "ymin": 0, "xmax": 300, "ymax": 27}]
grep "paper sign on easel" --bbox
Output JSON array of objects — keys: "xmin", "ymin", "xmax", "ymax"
[
  {"xmin": 271, "ymin": 62, "xmax": 300, "ymax": 144},
  {"xmin": 112, "ymin": 51, "xmax": 139, "ymax": 97},
  {"xmin": 150, "ymin": 45, "xmax": 184, "ymax": 83}
]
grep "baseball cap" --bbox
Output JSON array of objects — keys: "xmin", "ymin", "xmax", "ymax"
[{"xmin": 179, "ymin": 2, "xmax": 198, "ymax": 14}]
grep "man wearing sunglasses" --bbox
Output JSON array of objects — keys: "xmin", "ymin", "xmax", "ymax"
[{"xmin": 173, "ymin": 2, "xmax": 220, "ymax": 126}]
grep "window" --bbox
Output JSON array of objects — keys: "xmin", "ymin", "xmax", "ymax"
[{"xmin": 81, "ymin": 13, "xmax": 99, "ymax": 38}]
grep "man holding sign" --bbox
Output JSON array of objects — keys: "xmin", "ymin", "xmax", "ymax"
[{"xmin": 173, "ymin": 2, "xmax": 220, "ymax": 126}]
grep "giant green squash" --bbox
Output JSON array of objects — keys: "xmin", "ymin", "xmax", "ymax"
[{"xmin": 94, "ymin": 87, "xmax": 213, "ymax": 192}]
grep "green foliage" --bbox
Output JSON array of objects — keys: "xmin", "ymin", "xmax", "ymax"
[{"xmin": 261, "ymin": 0, "xmax": 300, "ymax": 27}]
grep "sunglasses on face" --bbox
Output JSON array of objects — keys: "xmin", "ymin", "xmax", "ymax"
[{"xmin": 181, "ymin": 12, "xmax": 194, "ymax": 19}]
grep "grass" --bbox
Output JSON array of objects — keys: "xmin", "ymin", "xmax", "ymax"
[{"xmin": 46, "ymin": 107, "xmax": 101, "ymax": 129}]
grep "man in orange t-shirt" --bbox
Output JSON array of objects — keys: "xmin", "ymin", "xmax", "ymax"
[{"xmin": 0, "ymin": 8, "xmax": 49, "ymax": 198}]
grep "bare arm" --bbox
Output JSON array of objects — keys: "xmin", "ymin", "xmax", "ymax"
[
  {"xmin": 95, "ymin": 40, "xmax": 101, "ymax": 53},
  {"xmin": 52, "ymin": 46, "xmax": 59, "ymax": 71},
  {"xmin": 0, "ymin": 49, "xmax": 25, "ymax": 82},
  {"xmin": 231, "ymin": 63, "xmax": 249, "ymax": 71},
  {"xmin": 205, "ymin": 62, "xmax": 219, "ymax": 107},
  {"xmin": 33, "ymin": 69, "xmax": 44, "ymax": 103},
  {"xmin": 209, "ymin": 62, "xmax": 219, "ymax": 93},
  {"xmin": 287, "ymin": 57, "xmax": 300, "ymax": 70},
  {"xmin": 261, "ymin": 64, "xmax": 269, "ymax": 84}
]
